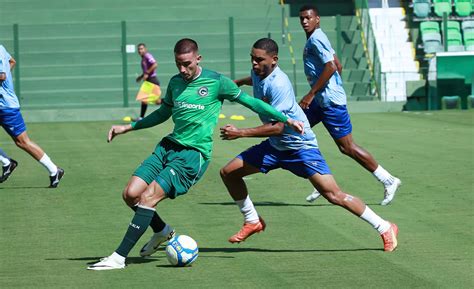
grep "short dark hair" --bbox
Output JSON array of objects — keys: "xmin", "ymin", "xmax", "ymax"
[
  {"xmin": 174, "ymin": 38, "xmax": 199, "ymax": 54},
  {"xmin": 299, "ymin": 4, "xmax": 319, "ymax": 16},
  {"xmin": 253, "ymin": 38, "xmax": 278, "ymax": 56},
  {"xmin": 137, "ymin": 43, "xmax": 146, "ymax": 48}
]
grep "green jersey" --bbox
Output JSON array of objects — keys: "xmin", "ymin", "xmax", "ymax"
[
  {"xmin": 162, "ymin": 68, "xmax": 240, "ymax": 159},
  {"xmin": 132, "ymin": 67, "xmax": 288, "ymax": 160}
]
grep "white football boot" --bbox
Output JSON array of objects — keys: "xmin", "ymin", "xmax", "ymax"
[
  {"xmin": 305, "ymin": 189, "xmax": 322, "ymax": 203},
  {"xmin": 140, "ymin": 224, "xmax": 175, "ymax": 257},
  {"xmin": 87, "ymin": 253, "xmax": 125, "ymax": 271},
  {"xmin": 381, "ymin": 177, "xmax": 401, "ymax": 206}
]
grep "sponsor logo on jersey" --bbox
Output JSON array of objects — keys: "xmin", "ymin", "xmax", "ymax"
[
  {"xmin": 174, "ymin": 101, "xmax": 205, "ymax": 110},
  {"xmin": 197, "ymin": 86, "xmax": 209, "ymax": 97}
]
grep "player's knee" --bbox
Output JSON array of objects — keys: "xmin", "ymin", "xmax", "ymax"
[
  {"xmin": 219, "ymin": 166, "xmax": 232, "ymax": 181},
  {"xmin": 323, "ymin": 190, "xmax": 344, "ymax": 205},
  {"xmin": 14, "ymin": 138, "xmax": 29, "ymax": 150},
  {"xmin": 123, "ymin": 186, "xmax": 141, "ymax": 206},
  {"xmin": 338, "ymin": 142, "xmax": 356, "ymax": 156}
]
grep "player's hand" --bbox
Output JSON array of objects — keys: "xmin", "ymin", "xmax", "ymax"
[
  {"xmin": 286, "ymin": 118, "xmax": 304, "ymax": 135},
  {"xmin": 220, "ymin": 124, "xmax": 242, "ymax": 140},
  {"xmin": 143, "ymin": 73, "xmax": 149, "ymax": 80},
  {"xmin": 299, "ymin": 92, "xmax": 314, "ymax": 110},
  {"xmin": 108, "ymin": 124, "xmax": 132, "ymax": 143}
]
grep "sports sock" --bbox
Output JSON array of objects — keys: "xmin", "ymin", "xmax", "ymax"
[
  {"xmin": 116, "ymin": 205, "xmax": 155, "ymax": 258},
  {"xmin": 372, "ymin": 165, "xmax": 395, "ymax": 186},
  {"xmin": 39, "ymin": 154, "xmax": 58, "ymax": 176},
  {"xmin": 0, "ymin": 155, "xmax": 11, "ymax": 167},
  {"xmin": 360, "ymin": 206, "xmax": 391, "ymax": 234},
  {"xmin": 131, "ymin": 205, "xmax": 166, "ymax": 233},
  {"xmin": 140, "ymin": 103, "xmax": 147, "ymax": 118},
  {"xmin": 235, "ymin": 195, "xmax": 259, "ymax": 224}
]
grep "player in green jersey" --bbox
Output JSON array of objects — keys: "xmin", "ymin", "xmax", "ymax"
[{"xmin": 87, "ymin": 38, "xmax": 304, "ymax": 270}]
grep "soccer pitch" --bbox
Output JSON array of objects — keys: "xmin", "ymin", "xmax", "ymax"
[{"xmin": 0, "ymin": 111, "xmax": 472, "ymax": 288}]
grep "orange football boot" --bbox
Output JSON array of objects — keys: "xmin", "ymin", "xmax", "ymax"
[{"xmin": 229, "ymin": 216, "xmax": 266, "ymax": 243}]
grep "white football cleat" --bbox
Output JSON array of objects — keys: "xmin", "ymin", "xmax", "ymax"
[
  {"xmin": 306, "ymin": 189, "xmax": 322, "ymax": 203},
  {"xmin": 87, "ymin": 255, "xmax": 125, "ymax": 271},
  {"xmin": 381, "ymin": 177, "xmax": 401, "ymax": 206},
  {"xmin": 140, "ymin": 225, "xmax": 175, "ymax": 257}
]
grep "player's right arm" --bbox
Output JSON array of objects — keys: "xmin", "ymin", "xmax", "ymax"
[
  {"xmin": 333, "ymin": 54, "xmax": 342, "ymax": 75},
  {"xmin": 220, "ymin": 122, "xmax": 284, "ymax": 140},
  {"xmin": 234, "ymin": 76, "xmax": 252, "ymax": 87}
]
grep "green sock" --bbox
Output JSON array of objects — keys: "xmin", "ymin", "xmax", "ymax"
[
  {"xmin": 131, "ymin": 205, "xmax": 166, "ymax": 233},
  {"xmin": 116, "ymin": 206, "xmax": 154, "ymax": 257}
]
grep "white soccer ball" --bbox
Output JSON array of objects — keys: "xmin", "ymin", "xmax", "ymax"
[{"xmin": 165, "ymin": 234, "xmax": 198, "ymax": 267}]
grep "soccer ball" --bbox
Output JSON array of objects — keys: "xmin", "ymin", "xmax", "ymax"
[{"xmin": 165, "ymin": 235, "xmax": 198, "ymax": 267}]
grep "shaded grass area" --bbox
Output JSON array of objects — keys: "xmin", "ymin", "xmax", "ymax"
[{"xmin": 0, "ymin": 111, "xmax": 473, "ymax": 288}]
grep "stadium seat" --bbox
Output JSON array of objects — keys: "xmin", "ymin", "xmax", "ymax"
[
  {"xmin": 433, "ymin": 0, "xmax": 453, "ymax": 17},
  {"xmin": 422, "ymin": 32, "xmax": 443, "ymax": 53},
  {"xmin": 420, "ymin": 21, "xmax": 440, "ymax": 36},
  {"xmin": 413, "ymin": 0, "xmax": 432, "ymax": 18},
  {"xmin": 441, "ymin": 95, "xmax": 461, "ymax": 109},
  {"xmin": 441, "ymin": 21, "xmax": 461, "ymax": 33},
  {"xmin": 454, "ymin": 0, "xmax": 473, "ymax": 17},
  {"xmin": 464, "ymin": 31, "xmax": 474, "ymax": 50},
  {"xmin": 462, "ymin": 20, "xmax": 474, "ymax": 33},
  {"xmin": 447, "ymin": 31, "xmax": 465, "ymax": 51}
]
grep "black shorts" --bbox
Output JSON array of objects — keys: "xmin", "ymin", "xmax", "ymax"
[{"xmin": 146, "ymin": 76, "xmax": 160, "ymax": 86}]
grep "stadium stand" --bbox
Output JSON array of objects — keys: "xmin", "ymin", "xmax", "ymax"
[{"xmin": 0, "ymin": 0, "xmax": 374, "ymax": 109}]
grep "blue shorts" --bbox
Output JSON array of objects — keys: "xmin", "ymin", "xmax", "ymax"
[
  {"xmin": 303, "ymin": 101, "xmax": 352, "ymax": 140},
  {"xmin": 237, "ymin": 139, "xmax": 331, "ymax": 178},
  {"xmin": 0, "ymin": 108, "xmax": 26, "ymax": 137}
]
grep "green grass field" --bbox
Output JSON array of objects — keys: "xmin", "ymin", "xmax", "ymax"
[{"xmin": 0, "ymin": 111, "xmax": 473, "ymax": 289}]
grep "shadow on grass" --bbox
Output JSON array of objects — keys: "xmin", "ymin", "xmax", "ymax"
[
  {"xmin": 0, "ymin": 186, "xmax": 48, "ymax": 190},
  {"xmin": 199, "ymin": 201, "xmax": 331, "ymax": 207},
  {"xmin": 46, "ymin": 256, "xmax": 161, "ymax": 265},
  {"xmin": 199, "ymin": 201, "xmax": 382, "ymax": 207},
  {"xmin": 198, "ymin": 247, "xmax": 381, "ymax": 253}
]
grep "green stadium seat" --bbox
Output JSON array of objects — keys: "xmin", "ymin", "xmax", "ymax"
[
  {"xmin": 462, "ymin": 20, "xmax": 474, "ymax": 33},
  {"xmin": 413, "ymin": 0, "xmax": 432, "ymax": 18},
  {"xmin": 467, "ymin": 95, "xmax": 474, "ymax": 109},
  {"xmin": 454, "ymin": 0, "xmax": 473, "ymax": 17},
  {"xmin": 447, "ymin": 31, "xmax": 464, "ymax": 51},
  {"xmin": 441, "ymin": 95, "xmax": 461, "ymax": 109},
  {"xmin": 441, "ymin": 21, "xmax": 461, "ymax": 33},
  {"xmin": 420, "ymin": 21, "xmax": 440, "ymax": 36},
  {"xmin": 433, "ymin": 0, "xmax": 453, "ymax": 17},
  {"xmin": 464, "ymin": 31, "xmax": 474, "ymax": 51}
]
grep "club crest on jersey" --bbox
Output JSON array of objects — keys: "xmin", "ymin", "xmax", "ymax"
[{"xmin": 197, "ymin": 86, "xmax": 209, "ymax": 97}]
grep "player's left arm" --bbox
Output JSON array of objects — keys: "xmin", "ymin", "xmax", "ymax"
[
  {"xmin": 234, "ymin": 76, "xmax": 252, "ymax": 87},
  {"xmin": 220, "ymin": 122, "xmax": 284, "ymax": 140},
  {"xmin": 143, "ymin": 62, "xmax": 157, "ymax": 80}
]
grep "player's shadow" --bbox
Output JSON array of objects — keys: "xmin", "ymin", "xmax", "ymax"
[
  {"xmin": 199, "ymin": 201, "xmax": 332, "ymax": 207},
  {"xmin": 199, "ymin": 247, "xmax": 381, "ymax": 253},
  {"xmin": 200, "ymin": 201, "xmax": 382, "ymax": 207},
  {"xmin": 0, "ymin": 186, "xmax": 48, "ymax": 190},
  {"xmin": 46, "ymin": 256, "xmax": 161, "ymax": 265}
]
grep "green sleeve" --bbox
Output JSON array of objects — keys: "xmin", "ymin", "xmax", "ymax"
[
  {"xmin": 234, "ymin": 92, "xmax": 288, "ymax": 123},
  {"xmin": 218, "ymin": 74, "xmax": 242, "ymax": 101},
  {"xmin": 131, "ymin": 103, "xmax": 172, "ymax": 130}
]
